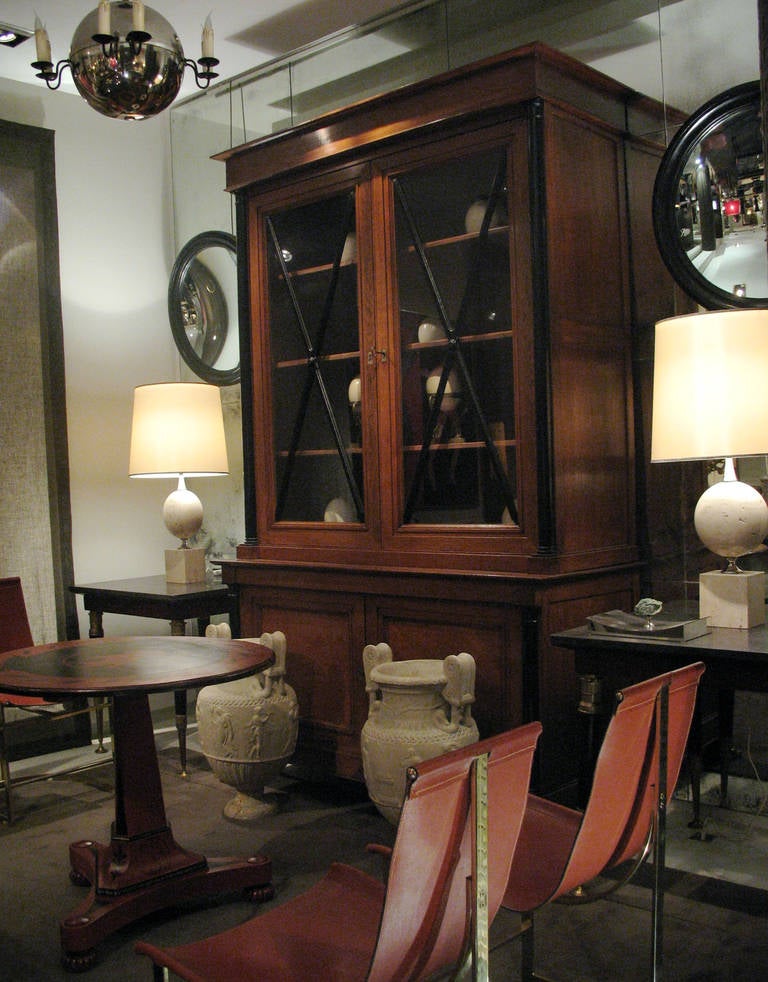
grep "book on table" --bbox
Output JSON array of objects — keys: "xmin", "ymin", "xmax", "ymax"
[{"xmin": 586, "ymin": 609, "xmax": 710, "ymax": 641}]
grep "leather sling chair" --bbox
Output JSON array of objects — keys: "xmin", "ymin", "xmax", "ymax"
[
  {"xmin": 0, "ymin": 576, "xmax": 106, "ymax": 823},
  {"xmin": 136, "ymin": 720, "xmax": 543, "ymax": 981},
  {"xmin": 499, "ymin": 661, "xmax": 704, "ymax": 982}
]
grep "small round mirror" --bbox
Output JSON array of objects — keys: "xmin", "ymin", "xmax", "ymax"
[
  {"xmin": 653, "ymin": 81, "xmax": 767, "ymax": 309},
  {"xmin": 168, "ymin": 230, "xmax": 240, "ymax": 385}
]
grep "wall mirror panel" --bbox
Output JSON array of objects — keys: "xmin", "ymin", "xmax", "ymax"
[
  {"xmin": 653, "ymin": 81, "xmax": 767, "ymax": 309},
  {"xmin": 168, "ymin": 230, "xmax": 240, "ymax": 385}
]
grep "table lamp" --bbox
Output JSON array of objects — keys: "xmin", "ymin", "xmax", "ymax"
[
  {"xmin": 129, "ymin": 382, "xmax": 228, "ymax": 583},
  {"xmin": 651, "ymin": 310, "xmax": 768, "ymax": 627}
]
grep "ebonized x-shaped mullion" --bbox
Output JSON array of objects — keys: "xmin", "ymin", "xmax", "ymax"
[
  {"xmin": 396, "ymin": 161, "xmax": 519, "ymax": 524},
  {"xmin": 268, "ymin": 197, "xmax": 364, "ymax": 522}
]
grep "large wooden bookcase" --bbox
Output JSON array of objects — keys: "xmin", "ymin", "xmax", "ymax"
[{"xmin": 217, "ymin": 43, "xmax": 678, "ymax": 797}]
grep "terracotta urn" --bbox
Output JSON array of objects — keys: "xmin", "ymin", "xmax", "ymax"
[
  {"xmin": 361, "ymin": 643, "xmax": 479, "ymax": 823},
  {"xmin": 196, "ymin": 625, "xmax": 298, "ymax": 821}
]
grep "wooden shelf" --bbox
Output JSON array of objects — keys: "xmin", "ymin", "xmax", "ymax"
[
  {"xmin": 275, "ymin": 349, "xmax": 361, "ymax": 370},
  {"xmin": 278, "ymin": 258, "xmax": 357, "ymax": 279},
  {"xmin": 277, "ymin": 446, "xmax": 362, "ymax": 457},
  {"xmin": 405, "ymin": 329, "xmax": 512, "ymax": 351},
  {"xmin": 403, "ymin": 438, "xmax": 516, "ymax": 453},
  {"xmin": 404, "ymin": 225, "xmax": 510, "ymax": 253}
]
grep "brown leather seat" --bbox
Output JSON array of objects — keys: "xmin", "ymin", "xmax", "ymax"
[
  {"xmin": 136, "ymin": 720, "xmax": 542, "ymax": 981},
  {"xmin": 502, "ymin": 661, "xmax": 705, "ymax": 980},
  {"xmin": 0, "ymin": 576, "xmax": 99, "ymax": 822}
]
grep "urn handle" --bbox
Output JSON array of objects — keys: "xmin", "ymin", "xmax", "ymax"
[
  {"xmin": 258, "ymin": 630, "xmax": 288, "ymax": 696},
  {"xmin": 237, "ymin": 630, "xmax": 288, "ymax": 697},
  {"xmin": 362, "ymin": 642, "xmax": 393, "ymax": 712},
  {"xmin": 442, "ymin": 652, "xmax": 476, "ymax": 731},
  {"xmin": 210, "ymin": 625, "xmax": 290, "ymax": 697}
]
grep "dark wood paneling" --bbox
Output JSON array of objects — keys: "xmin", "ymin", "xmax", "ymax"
[
  {"xmin": 545, "ymin": 110, "xmax": 634, "ymax": 558},
  {"xmin": 240, "ymin": 586, "xmax": 366, "ymax": 778},
  {"xmin": 367, "ymin": 596, "xmax": 523, "ymax": 739}
]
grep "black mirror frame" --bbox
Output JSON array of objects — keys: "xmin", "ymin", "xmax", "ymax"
[
  {"xmin": 653, "ymin": 80, "xmax": 767, "ymax": 311},
  {"xmin": 168, "ymin": 230, "xmax": 240, "ymax": 385}
]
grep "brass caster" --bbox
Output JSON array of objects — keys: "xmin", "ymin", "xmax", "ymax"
[
  {"xmin": 248, "ymin": 883, "xmax": 275, "ymax": 903},
  {"xmin": 61, "ymin": 947, "xmax": 97, "ymax": 973}
]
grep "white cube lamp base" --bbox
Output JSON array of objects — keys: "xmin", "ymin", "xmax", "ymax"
[
  {"xmin": 699, "ymin": 569, "xmax": 765, "ymax": 629},
  {"xmin": 165, "ymin": 547, "xmax": 206, "ymax": 584}
]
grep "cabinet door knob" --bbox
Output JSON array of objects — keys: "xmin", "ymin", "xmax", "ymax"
[{"xmin": 367, "ymin": 348, "xmax": 388, "ymax": 365}]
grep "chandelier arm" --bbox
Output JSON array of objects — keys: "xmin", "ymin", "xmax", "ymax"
[
  {"xmin": 183, "ymin": 57, "xmax": 220, "ymax": 90},
  {"xmin": 92, "ymin": 29, "xmax": 152, "ymax": 58},
  {"xmin": 31, "ymin": 59, "xmax": 73, "ymax": 91}
]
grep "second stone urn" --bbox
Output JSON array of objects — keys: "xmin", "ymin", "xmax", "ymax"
[
  {"xmin": 361, "ymin": 643, "xmax": 479, "ymax": 824},
  {"xmin": 196, "ymin": 625, "xmax": 298, "ymax": 821}
]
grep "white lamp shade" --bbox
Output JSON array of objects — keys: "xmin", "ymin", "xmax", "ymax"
[
  {"xmin": 651, "ymin": 309, "xmax": 768, "ymax": 462},
  {"xmin": 129, "ymin": 382, "xmax": 229, "ymax": 478}
]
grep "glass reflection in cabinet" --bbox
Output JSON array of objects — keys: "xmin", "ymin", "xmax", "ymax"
[
  {"xmin": 393, "ymin": 147, "xmax": 518, "ymax": 526},
  {"xmin": 266, "ymin": 190, "xmax": 364, "ymax": 524}
]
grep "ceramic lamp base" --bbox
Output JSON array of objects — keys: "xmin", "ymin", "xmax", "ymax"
[
  {"xmin": 165, "ymin": 547, "xmax": 206, "ymax": 584},
  {"xmin": 699, "ymin": 569, "xmax": 765, "ymax": 629}
]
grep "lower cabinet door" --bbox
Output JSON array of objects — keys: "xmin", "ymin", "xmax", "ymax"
[
  {"xmin": 365, "ymin": 595, "xmax": 525, "ymax": 743},
  {"xmin": 239, "ymin": 585, "xmax": 367, "ymax": 779}
]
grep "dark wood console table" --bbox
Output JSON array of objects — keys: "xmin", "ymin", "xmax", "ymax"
[
  {"xmin": 0, "ymin": 635, "xmax": 273, "ymax": 971},
  {"xmin": 551, "ymin": 622, "xmax": 768, "ymax": 824},
  {"xmin": 70, "ymin": 575, "xmax": 238, "ymax": 640},
  {"xmin": 70, "ymin": 575, "xmax": 239, "ymax": 774}
]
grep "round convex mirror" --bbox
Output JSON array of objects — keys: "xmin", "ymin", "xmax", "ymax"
[
  {"xmin": 168, "ymin": 231, "xmax": 240, "ymax": 385},
  {"xmin": 653, "ymin": 81, "xmax": 767, "ymax": 309}
]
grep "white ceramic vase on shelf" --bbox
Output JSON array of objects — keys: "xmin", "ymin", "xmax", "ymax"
[
  {"xmin": 361, "ymin": 643, "xmax": 479, "ymax": 824},
  {"xmin": 196, "ymin": 625, "xmax": 298, "ymax": 821}
]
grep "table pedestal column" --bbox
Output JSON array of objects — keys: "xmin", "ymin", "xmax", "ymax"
[{"xmin": 59, "ymin": 691, "xmax": 272, "ymax": 971}]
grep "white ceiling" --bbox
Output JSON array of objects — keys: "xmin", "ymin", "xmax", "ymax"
[
  {"xmin": 0, "ymin": 1, "xmax": 410, "ymax": 98},
  {"xmin": 0, "ymin": 1, "xmax": 761, "ymax": 118}
]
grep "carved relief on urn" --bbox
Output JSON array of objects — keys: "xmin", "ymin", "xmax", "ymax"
[{"xmin": 196, "ymin": 626, "xmax": 298, "ymax": 821}]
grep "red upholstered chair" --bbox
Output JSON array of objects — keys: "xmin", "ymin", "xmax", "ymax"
[
  {"xmin": 135, "ymin": 721, "xmax": 542, "ymax": 981},
  {"xmin": 501, "ymin": 661, "xmax": 704, "ymax": 981},
  {"xmin": 0, "ymin": 576, "xmax": 98, "ymax": 822}
]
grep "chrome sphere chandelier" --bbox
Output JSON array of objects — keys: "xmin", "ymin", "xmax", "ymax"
[{"xmin": 32, "ymin": 2, "xmax": 219, "ymax": 120}]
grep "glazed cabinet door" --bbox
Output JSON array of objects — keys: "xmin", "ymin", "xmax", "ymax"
[
  {"xmin": 373, "ymin": 121, "xmax": 539, "ymax": 568},
  {"xmin": 247, "ymin": 166, "xmax": 381, "ymax": 557},
  {"xmin": 243, "ymin": 122, "xmax": 541, "ymax": 571}
]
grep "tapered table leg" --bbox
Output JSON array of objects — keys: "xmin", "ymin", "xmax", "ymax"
[{"xmin": 174, "ymin": 688, "xmax": 188, "ymax": 777}]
